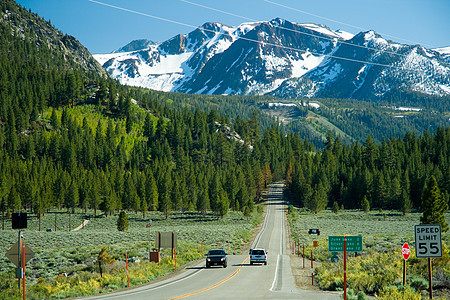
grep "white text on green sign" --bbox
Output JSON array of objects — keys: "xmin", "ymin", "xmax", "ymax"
[{"xmin": 328, "ymin": 236, "xmax": 363, "ymax": 252}]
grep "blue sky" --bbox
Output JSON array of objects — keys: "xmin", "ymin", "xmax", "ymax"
[{"xmin": 16, "ymin": 0, "xmax": 450, "ymax": 54}]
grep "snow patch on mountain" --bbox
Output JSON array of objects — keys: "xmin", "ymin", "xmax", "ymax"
[
  {"xmin": 301, "ymin": 23, "xmax": 345, "ymax": 39},
  {"xmin": 439, "ymin": 84, "xmax": 450, "ymax": 94},
  {"xmin": 434, "ymin": 46, "xmax": 450, "ymax": 63},
  {"xmin": 94, "ymin": 52, "xmax": 127, "ymax": 66},
  {"xmin": 335, "ymin": 30, "xmax": 354, "ymax": 40},
  {"xmin": 434, "ymin": 46, "xmax": 450, "ymax": 55},
  {"xmin": 291, "ymin": 52, "xmax": 325, "ymax": 77}
]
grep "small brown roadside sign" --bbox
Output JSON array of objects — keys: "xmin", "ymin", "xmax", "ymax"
[{"xmin": 5, "ymin": 241, "xmax": 34, "ymax": 267}]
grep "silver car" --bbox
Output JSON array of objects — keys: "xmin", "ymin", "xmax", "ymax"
[{"xmin": 249, "ymin": 248, "xmax": 267, "ymax": 265}]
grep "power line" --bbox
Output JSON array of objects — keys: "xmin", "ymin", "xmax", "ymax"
[
  {"xmin": 88, "ymin": 0, "xmax": 198, "ymax": 30},
  {"xmin": 264, "ymin": 0, "xmax": 435, "ymax": 48},
  {"xmin": 181, "ymin": 0, "xmax": 409, "ymax": 58},
  {"xmin": 88, "ymin": 0, "xmax": 413, "ymax": 71}
]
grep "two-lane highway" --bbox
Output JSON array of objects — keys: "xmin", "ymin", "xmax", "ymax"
[{"xmin": 83, "ymin": 183, "xmax": 339, "ymax": 299}]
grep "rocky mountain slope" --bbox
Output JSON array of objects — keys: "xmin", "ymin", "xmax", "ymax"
[
  {"xmin": 95, "ymin": 18, "xmax": 450, "ymax": 101},
  {"xmin": 1, "ymin": 0, "xmax": 107, "ymax": 76}
]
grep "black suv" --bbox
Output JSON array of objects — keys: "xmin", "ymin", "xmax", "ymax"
[{"xmin": 205, "ymin": 249, "xmax": 228, "ymax": 268}]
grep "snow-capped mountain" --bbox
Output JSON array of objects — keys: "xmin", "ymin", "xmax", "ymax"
[
  {"xmin": 94, "ymin": 18, "xmax": 450, "ymax": 100},
  {"xmin": 434, "ymin": 46, "xmax": 450, "ymax": 63}
]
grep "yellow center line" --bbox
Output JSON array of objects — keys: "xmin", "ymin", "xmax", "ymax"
[{"xmin": 170, "ymin": 257, "xmax": 249, "ymax": 300}]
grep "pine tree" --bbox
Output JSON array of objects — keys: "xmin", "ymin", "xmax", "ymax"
[
  {"xmin": 6, "ymin": 107, "xmax": 18, "ymax": 156},
  {"xmin": 126, "ymin": 115, "xmax": 133, "ymax": 134},
  {"xmin": 117, "ymin": 210, "xmax": 129, "ymax": 232},
  {"xmin": 420, "ymin": 176, "xmax": 448, "ymax": 232},
  {"xmin": 50, "ymin": 108, "xmax": 60, "ymax": 129},
  {"xmin": 65, "ymin": 180, "xmax": 79, "ymax": 213},
  {"xmin": 361, "ymin": 196, "xmax": 370, "ymax": 213},
  {"xmin": 97, "ymin": 246, "xmax": 113, "ymax": 277},
  {"xmin": 400, "ymin": 189, "xmax": 412, "ymax": 216},
  {"xmin": 197, "ymin": 188, "xmax": 209, "ymax": 217},
  {"xmin": 143, "ymin": 113, "xmax": 153, "ymax": 138},
  {"xmin": 305, "ymin": 181, "xmax": 327, "ymax": 214},
  {"xmin": 147, "ymin": 171, "xmax": 159, "ymax": 211},
  {"xmin": 124, "ymin": 173, "xmax": 140, "ymax": 213},
  {"xmin": 216, "ymin": 193, "xmax": 229, "ymax": 219},
  {"xmin": 332, "ymin": 201, "xmax": 339, "ymax": 214},
  {"xmin": 243, "ymin": 205, "xmax": 251, "ymax": 220},
  {"xmin": 7, "ymin": 186, "xmax": 21, "ymax": 212},
  {"xmin": 158, "ymin": 168, "xmax": 172, "ymax": 219}
]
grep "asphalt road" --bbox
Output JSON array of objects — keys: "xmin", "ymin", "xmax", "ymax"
[{"xmin": 83, "ymin": 183, "xmax": 339, "ymax": 300}]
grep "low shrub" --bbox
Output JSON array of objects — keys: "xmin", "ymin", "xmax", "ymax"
[
  {"xmin": 376, "ymin": 285, "xmax": 421, "ymax": 300},
  {"xmin": 409, "ymin": 277, "xmax": 429, "ymax": 291},
  {"xmin": 340, "ymin": 289, "xmax": 367, "ymax": 300}
]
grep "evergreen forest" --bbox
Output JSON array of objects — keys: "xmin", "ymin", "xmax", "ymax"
[{"xmin": 0, "ymin": 0, "xmax": 449, "ymax": 224}]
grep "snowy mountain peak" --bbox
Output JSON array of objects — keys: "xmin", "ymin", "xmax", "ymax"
[{"xmin": 94, "ymin": 19, "xmax": 450, "ymax": 101}]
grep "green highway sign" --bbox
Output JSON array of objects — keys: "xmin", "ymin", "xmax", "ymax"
[{"xmin": 328, "ymin": 236, "xmax": 363, "ymax": 252}]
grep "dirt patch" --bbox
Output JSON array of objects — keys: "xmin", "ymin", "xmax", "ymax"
[{"xmin": 289, "ymin": 254, "xmax": 325, "ymax": 292}]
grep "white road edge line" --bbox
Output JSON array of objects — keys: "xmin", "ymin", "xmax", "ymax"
[
  {"xmin": 87, "ymin": 267, "xmax": 205, "ymax": 299},
  {"xmin": 269, "ymin": 191, "xmax": 284, "ymax": 292}
]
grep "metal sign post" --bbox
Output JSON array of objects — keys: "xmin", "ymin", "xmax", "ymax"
[
  {"xmin": 402, "ymin": 243, "xmax": 410, "ymax": 285},
  {"xmin": 148, "ymin": 219, "xmax": 152, "ymax": 261},
  {"xmin": 343, "ymin": 236, "xmax": 347, "ymax": 300},
  {"xmin": 328, "ymin": 235, "xmax": 363, "ymax": 300}
]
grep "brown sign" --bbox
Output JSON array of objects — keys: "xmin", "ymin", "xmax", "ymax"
[
  {"xmin": 5, "ymin": 241, "xmax": 34, "ymax": 267},
  {"xmin": 155, "ymin": 232, "xmax": 177, "ymax": 249}
]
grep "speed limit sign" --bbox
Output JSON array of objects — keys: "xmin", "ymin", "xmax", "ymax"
[{"xmin": 414, "ymin": 225, "xmax": 442, "ymax": 258}]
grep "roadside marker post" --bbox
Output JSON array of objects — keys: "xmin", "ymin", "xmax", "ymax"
[
  {"xmin": 125, "ymin": 252, "xmax": 130, "ymax": 288},
  {"xmin": 22, "ymin": 243, "xmax": 25, "ymax": 300},
  {"xmin": 303, "ymin": 244, "xmax": 305, "ymax": 269},
  {"xmin": 311, "ymin": 250, "xmax": 314, "ymax": 285},
  {"xmin": 174, "ymin": 248, "xmax": 177, "ymax": 271},
  {"xmin": 201, "ymin": 240, "xmax": 203, "ymax": 257}
]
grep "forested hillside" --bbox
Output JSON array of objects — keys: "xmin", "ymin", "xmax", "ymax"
[
  {"xmin": 0, "ymin": 0, "xmax": 448, "ymax": 223},
  {"xmin": 0, "ymin": 0, "xmax": 303, "ymax": 221},
  {"xmin": 284, "ymin": 129, "xmax": 450, "ymax": 213}
]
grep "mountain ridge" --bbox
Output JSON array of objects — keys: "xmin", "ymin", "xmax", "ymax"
[
  {"xmin": 1, "ymin": 0, "xmax": 108, "ymax": 77},
  {"xmin": 94, "ymin": 18, "xmax": 450, "ymax": 102}
]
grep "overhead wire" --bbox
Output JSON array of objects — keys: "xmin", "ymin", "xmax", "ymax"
[
  {"xmin": 88, "ymin": 0, "xmax": 414, "ymax": 71},
  {"xmin": 181, "ymin": 0, "xmax": 410, "ymax": 58},
  {"xmin": 88, "ymin": 0, "xmax": 199, "ymax": 30},
  {"xmin": 264, "ymin": 0, "xmax": 435, "ymax": 48}
]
